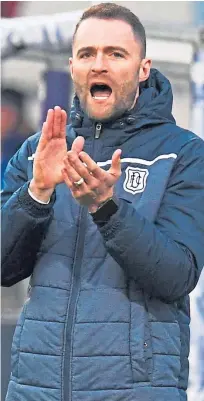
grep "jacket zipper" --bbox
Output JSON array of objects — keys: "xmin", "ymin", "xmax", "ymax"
[
  {"xmin": 64, "ymin": 206, "xmax": 88, "ymax": 401},
  {"xmin": 95, "ymin": 122, "xmax": 102, "ymax": 138},
  {"xmin": 64, "ymin": 124, "xmax": 101, "ymax": 400}
]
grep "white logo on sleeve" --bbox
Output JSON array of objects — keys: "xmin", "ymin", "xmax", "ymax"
[{"xmin": 123, "ymin": 167, "xmax": 149, "ymax": 194}]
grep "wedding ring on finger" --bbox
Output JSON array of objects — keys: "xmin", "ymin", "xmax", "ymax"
[{"xmin": 74, "ymin": 177, "xmax": 84, "ymax": 186}]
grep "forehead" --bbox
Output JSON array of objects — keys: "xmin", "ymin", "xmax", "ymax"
[{"xmin": 73, "ymin": 18, "xmax": 140, "ymax": 53}]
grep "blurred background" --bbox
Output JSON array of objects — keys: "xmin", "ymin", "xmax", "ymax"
[{"xmin": 1, "ymin": 1, "xmax": 204, "ymax": 400}]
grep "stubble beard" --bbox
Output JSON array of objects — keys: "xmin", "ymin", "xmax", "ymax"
[{"xmin": 73, "ymin": 77, "xmax": 139, "ymax": 123}]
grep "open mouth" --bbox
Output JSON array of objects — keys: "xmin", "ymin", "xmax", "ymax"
[{"xmin": 90, "ymin": 84, "xmax": 112, "ymax": 100}]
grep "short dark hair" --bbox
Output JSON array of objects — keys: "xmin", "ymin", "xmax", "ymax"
[{"xmin": 73, "ymin": 2, "xmax": 146, "ymax": 59}]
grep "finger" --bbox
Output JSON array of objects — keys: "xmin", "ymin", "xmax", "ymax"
[
  {"xmin": 46, "ymin": 109, "xmax": 54, "ymax": 135},
  {"xmin": 67, "ymin": 151, "xmax": 99, "ymax": 187},
  {"xmin": 53, "ymin": 106, "xmax": 62, "ymax": 137},
  {"xmin": 37, "ymin": 122, "xmax": 50, "ymax": 152},
  {"xmin": 71, "ymin": 136, "xmax": 85, "ymax": 154},
  {"xmin": 62, "ymin": 167, "xmax": 97, "ymax": 204},
  {"xmin": 78, "ymin": 151, "xmax": 105, "ymax": 180},
  {"xmin": 60, "ymin": 109, "xmax": 67, "ymax": 138},
  {"xmin": 62, "ymin": 162, "xmax": 89, "ymax": 195},
  {"xmin": 63, "ymin": 157, "xmax": 85, "ymax": 186},
  {"xmin": 62, "ymin": 167, "xmax": 84, "ymax": 195},
  {"xmin": 62, "ymin": 168, "xmax": 74, "ymax": 189},
  {"xmin": 108, "ymin": 149, "xmax": 122, "ymax": 178}
]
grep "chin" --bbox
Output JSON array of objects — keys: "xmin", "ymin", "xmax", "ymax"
[
  {"xmin": 86, "ymin": 106, "xmax": 115, "ymax": 122},
  {"xmin": 92, "ymin": 114, "xmax": 112, "ymax": 122},
  {"xmin": 91, "ymin": 110, "xmax": 125, "ymax": 123}
]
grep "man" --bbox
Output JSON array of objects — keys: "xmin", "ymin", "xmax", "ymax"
[{"xmin": 2, "ymin": 3, "xmax": 204, "ymax": 401}]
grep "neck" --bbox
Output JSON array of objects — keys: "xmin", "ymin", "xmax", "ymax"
[{"xmin": 128, "ymin": 86, "xmax": 140, "ymax": 111}]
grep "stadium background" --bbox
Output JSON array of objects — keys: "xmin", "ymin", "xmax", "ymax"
[{"xmin": 1, "ymin": 1, "xmax": 204, "ymax": 400}]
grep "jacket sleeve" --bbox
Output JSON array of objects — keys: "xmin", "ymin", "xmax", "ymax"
[
  {"xmin": 97, "ymin": 138, "xmax": 204, "ymax": 302},
  {"xmin": 1, "ymin": 138, "xmax": 55, "ymax": 287}
]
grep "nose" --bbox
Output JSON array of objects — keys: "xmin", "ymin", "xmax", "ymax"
[{"xmin": 91, "ymin": 53, "xmax": 108, "ymax": 74}]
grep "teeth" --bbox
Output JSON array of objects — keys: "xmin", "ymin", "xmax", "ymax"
[{"xmin": 93, "ymin": 96, "xmax": 109, "ymax": 100}]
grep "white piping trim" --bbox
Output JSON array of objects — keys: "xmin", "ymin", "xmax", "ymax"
[
  {"xmin": 27, "ymin": 153, "xmax": 177, "ymax": 165},
  {"xmin": 97, "ymin": 153, "xmax": 177, "ymax": 167},
  {"xmin": 28, "ymin": 153, "xmax": 35, "ymax": 160}
]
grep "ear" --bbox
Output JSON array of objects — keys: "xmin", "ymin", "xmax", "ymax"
[
  {"xmin": 69, "ymin": 57, "xmax": 73, "ymax": 79},
  {"xmin": 139, "ymin": 58, "xmax": 152, "ymax": 83}
]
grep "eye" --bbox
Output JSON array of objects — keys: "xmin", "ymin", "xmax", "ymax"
[
  {"xmin": 112, "ymin": 52, "xmax": 124, "ymax": 58},
  {"xmin": 80, "ymin": 52, "xmax": 91, "ymax": 59}
]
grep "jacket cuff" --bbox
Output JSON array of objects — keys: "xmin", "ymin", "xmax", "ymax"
[
  {"xmin": 18, "ymin": 182, "xmax": 56, "ymax": 218},
  {"xmin": 98, "ymin": 198, "xmax": 145, "ymax": 242},
  {"xmin": 96, "ymin": 198, "xmax": 125, "ymax": 236}
]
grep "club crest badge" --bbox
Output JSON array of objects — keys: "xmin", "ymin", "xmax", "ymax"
[{"xmin": 123, "ymin": 167, "xmax": 149, "ymax": 194}]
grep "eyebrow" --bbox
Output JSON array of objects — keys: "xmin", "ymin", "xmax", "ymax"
[{"xmin": 76, "ymin": 46, "xmax": 130, "ymax": 57}]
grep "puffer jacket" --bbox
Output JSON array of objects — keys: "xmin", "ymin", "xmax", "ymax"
[{"xmin": 2, "ymin": 69, "xmax": 204, "ymax": 401}]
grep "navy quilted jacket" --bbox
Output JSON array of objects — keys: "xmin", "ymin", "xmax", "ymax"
[{"xmin": 2, "ymin": 69, "xmax": 204, "ymax": 401}]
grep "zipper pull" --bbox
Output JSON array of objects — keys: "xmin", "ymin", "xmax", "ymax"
[{"xmin": 95, "ymin": 123, "xmax": 102, "ymax": 139}]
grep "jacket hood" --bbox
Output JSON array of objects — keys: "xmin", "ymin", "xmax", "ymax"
[{"xmin": 70, "ymin": 68, "xmax": 175, "ymax": 131}]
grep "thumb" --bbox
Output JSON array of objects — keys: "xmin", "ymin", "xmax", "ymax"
[
  {"xmin": 71, "ymin": 136, "xmax": 85, "ymax": 154},
  {"xmin": 109, "ymin": 149, "xmax": 122, "ymax": 177}
]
